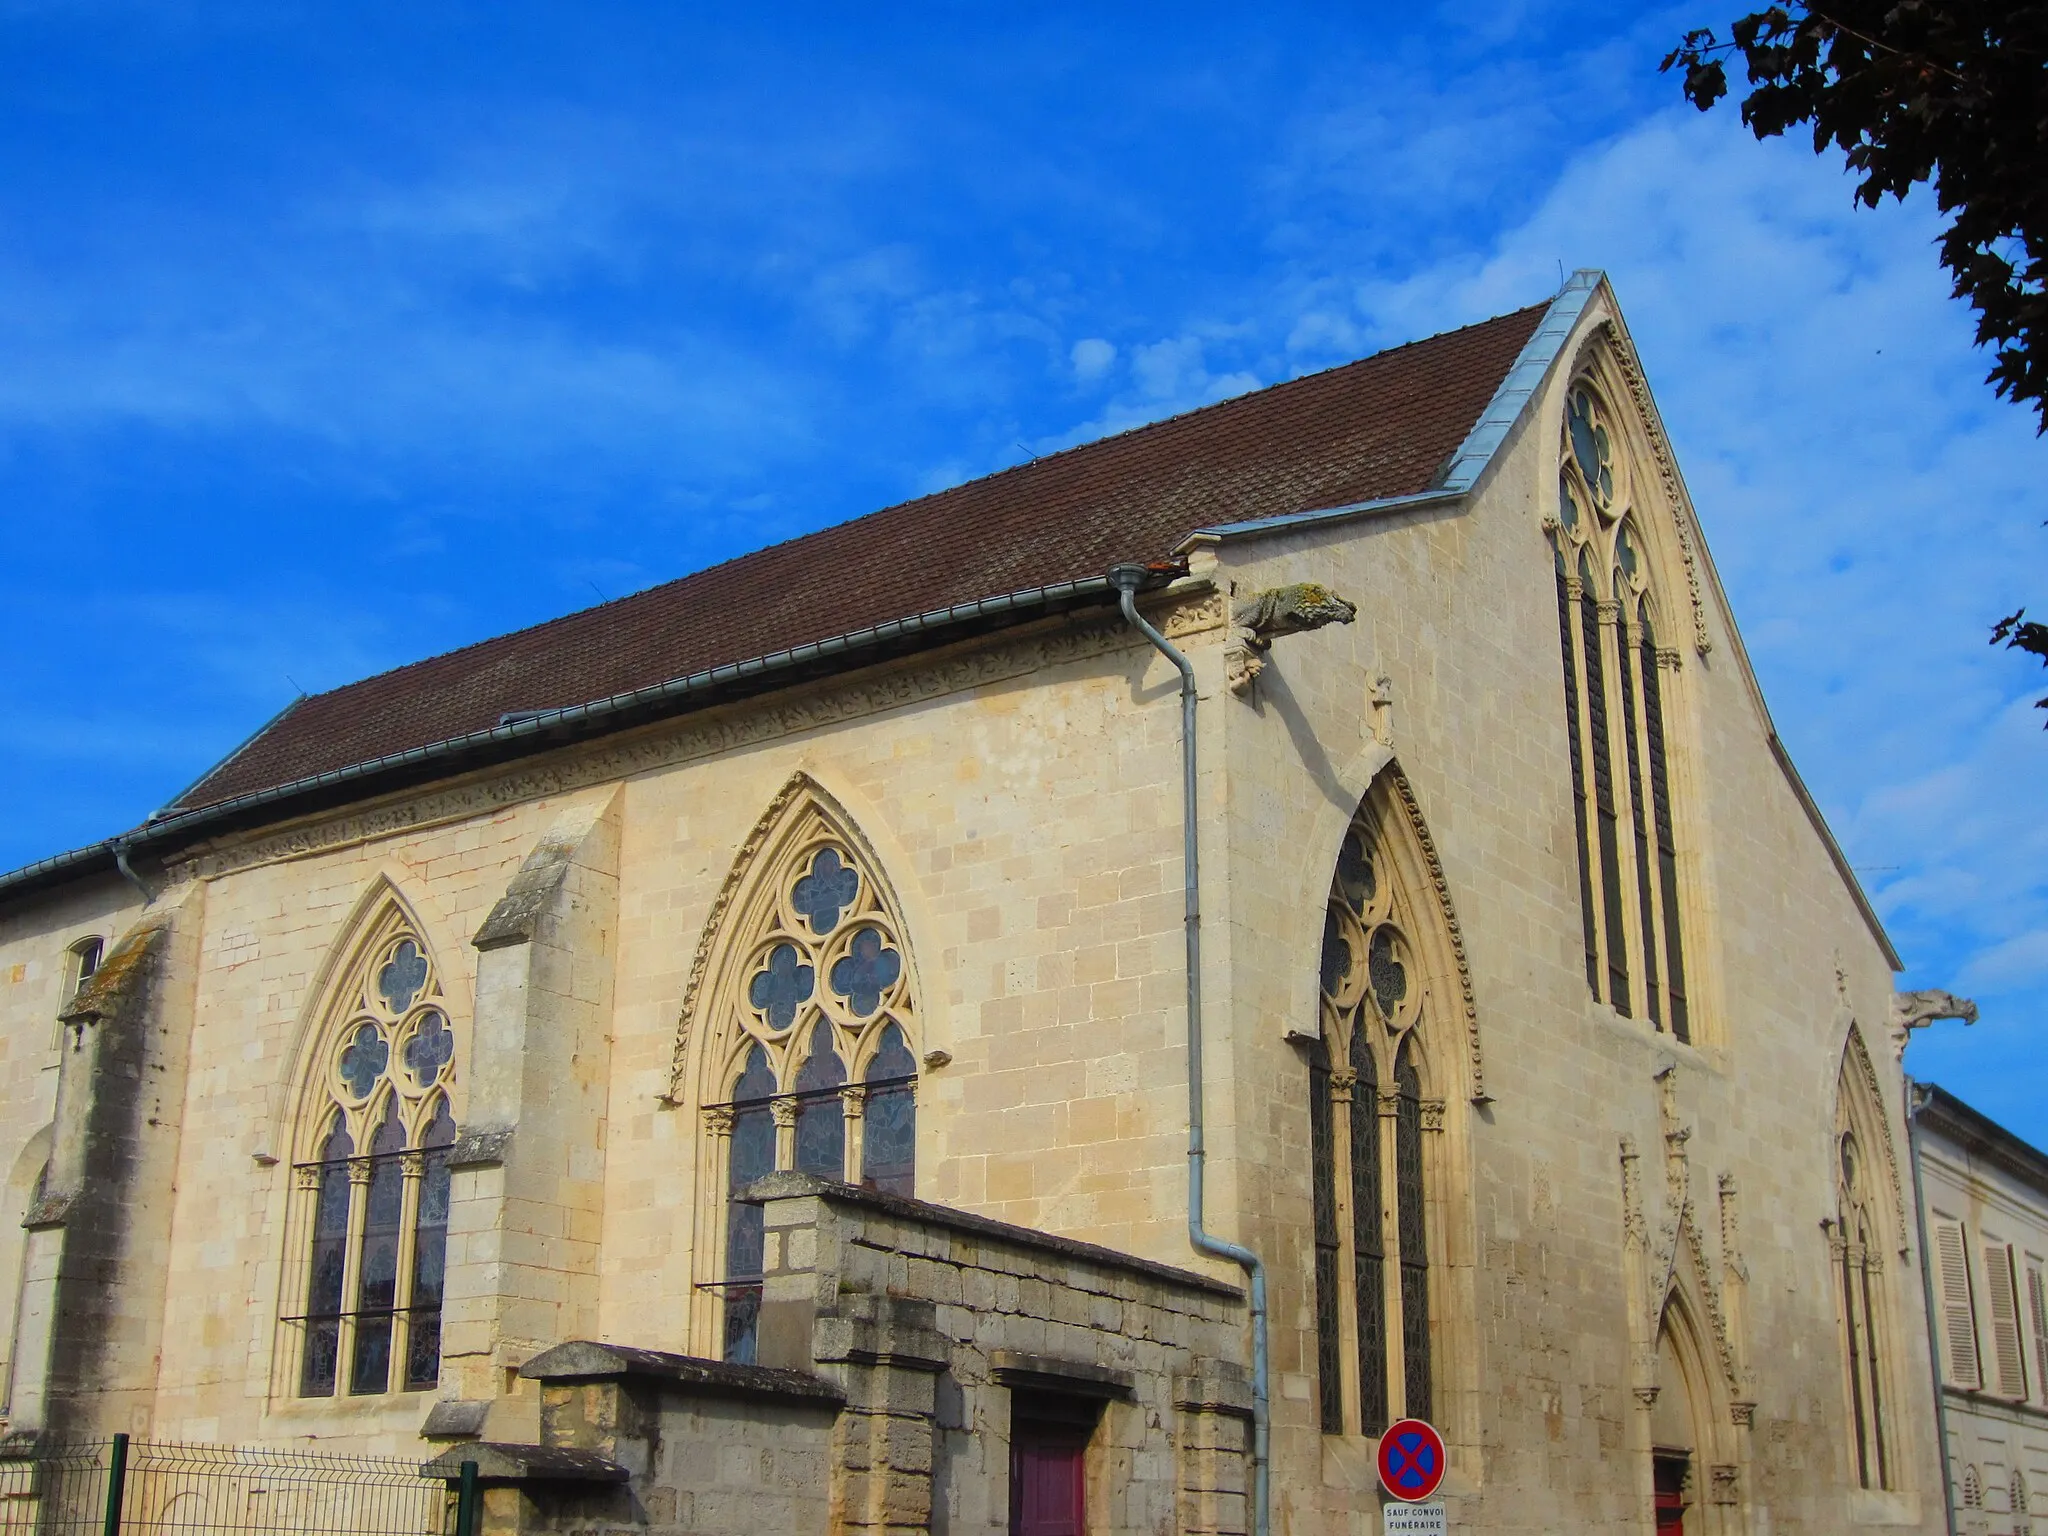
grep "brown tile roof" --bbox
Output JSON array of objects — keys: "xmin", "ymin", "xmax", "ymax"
[{"xmin": 171, "ymin": 302, "xmax": 1547, "ymax": 813}]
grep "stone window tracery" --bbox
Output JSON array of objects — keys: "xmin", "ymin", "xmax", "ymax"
[
  {"xmin": 695, "ymin": 809, "xmax": 919, "ymax": 1365},
  {"xmin": 286, "ymin": 923, "xmax": 458, "ymax": 1399},
  {"xmin": 1306, "ymin": 787, "xmax": 1439, "ymax": 1437},
  {"xmin": 1549, "ymin": 378, "xmax": 1691, "ymax": 1041}
]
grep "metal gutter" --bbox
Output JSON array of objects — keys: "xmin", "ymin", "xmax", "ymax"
[
  {"xmin": 0, "ymin": 573, "xmax": 1140, "ymax": 905},
  {"xmin": 1178, "ymin": 268, "xmax": 1602, "ymax": 551}
]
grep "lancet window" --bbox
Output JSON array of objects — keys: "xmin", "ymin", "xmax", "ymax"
[
  {"xmin": 1549, "ymin": 380, "xmax": 1690, "ymax": 1041},
  {"xmin": 1306, "ymin": 790, "xmax": 1437, "ymax": 1436},
  {"xmin": 286, "ymin": 929, "xmax": 458, "ymax": 1399},
  {"xmin": 1832, "ymin": 1037, "xmax": 1901, "ymax": 1490},
  {"xmin": 699, "ymin": 834, "xmax": 919, "ymax": 1365}
]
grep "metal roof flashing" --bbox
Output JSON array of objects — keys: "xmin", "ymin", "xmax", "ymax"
[{"xmin": 1183, "ymin": 270, "xmax": 1602, "ymax": 550}]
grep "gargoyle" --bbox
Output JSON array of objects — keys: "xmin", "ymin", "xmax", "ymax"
[
  {"xmin": 1226, "ymin": 582, "xmax": 1358, "ymax": 693},
  {"xmin": 1889, "ymin": 988, "xmax": 1978, "ymax": 1060}
]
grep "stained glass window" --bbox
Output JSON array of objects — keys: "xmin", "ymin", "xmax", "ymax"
[
  {"xmin": 1306, "ymin": 1040, "xmax": 1343, "ymax": 1435},
  {"xmin": 292, "ymin": 921, "xmax": 458, "ymax": 1399},
  {"xmin": 703, "ymin": 815, "xmax": 921, "ymax": 1362},
  {"xmin": 403, "ymin": 1011, "xmax": 454, "ymax": 1090},
  {"xmin": 830, "ymin": 928, "xmax": 902, "ymax": 1018},
  {"xmin": 749, "ymin": 943, "xmax": 815, "ymax": 1031},
  {"xmin": 1581, "ymin": 547, "xmax": 1630, "ymax": 1016},
  {"xmin": 1395, "ymin": 1044, "xmax": 1430, "ymax": 1424},
  {"xmin": 377, "ymin": 939, "xmax": 429, "ymax": 1014},
  {"xmin": 1350, "ymin": 1023, "xmax": 1387, "ymax": 1436},
  {"xmin": 405, "ymin": 1098, "xmax": 456, "ymax": 1392},
  {"xmin": 1368, "ymin": 929, "xmax": 1407, "ymax": 1022},
  {"xmin": 1307, "ymin": 788, "xmax": 1433, "ymax": 1440},
  {"xmin": 862, "ymin": 1024, "xmax": 917, "ymax": 1197},
  {"xmin": 791, "ymin": 848, "xmax": 859, "ymax": 934},
  {"xmin": 298, "ymin": 1112, "xmax": 354, "ymax": 1397},
  {"xmin": 1616, "ymin": 632, "xmax": 1663, "ymax": 1030},
  {"xmin": 723, "ymin": 1046, "xmax": 776, "ymax": 1365},
  {"xmin": 338, "ymin": 1023, "xmax": 388, "ymax": 1101},
  {"xmin": 349, "ymin": 1100, "xmax": 405, "ymax": 1394},
  {"xmin": 793, "ymin": 1024, "xmax": 847, "ymax": 1180},
  {"xmin": 1836, "ymin": 1090, "xmax": 1896, "ymax": 1491},
  {"xmin": 1552, "ymin": 377, "xmax": 1690, "ymax": 1038}
]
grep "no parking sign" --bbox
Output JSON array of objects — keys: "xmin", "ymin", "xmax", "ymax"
[{"xmin": 1376, "ymin": 1418, "xmax": 1446, "ymax": 1503}]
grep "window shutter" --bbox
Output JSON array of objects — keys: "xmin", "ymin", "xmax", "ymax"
[
  {"xmin": 1935, "ymin": 1221, "xmax": 1980, "ymax": 1388},
  {"xmin": 2028, "ymin": 1266, "xmax": 2048, "ymax": 1404},
  {"xmin": 1984, "ymin": 1242, "xmax": 2026, "ymax": 1398}
]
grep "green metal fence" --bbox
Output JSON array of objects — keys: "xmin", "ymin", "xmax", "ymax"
[{"xmin": 0, "ymin": 1435, "xmax": 478, "ymax": 1536}]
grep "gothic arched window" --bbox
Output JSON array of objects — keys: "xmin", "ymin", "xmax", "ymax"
[
  {"xmin": 1833, "ymin": 1033, "xmax": 1903, "ymax": 1491},
  {"xmin": 1307, "ymin": 786, "xmax": 1440, "ymax": 1436},
  {"xmin": 289, "ymin": 928, "xmax": 459, "ymax": 1398},
  {"xmin": 1550, "ymin": 380, "xmax": 1690, "ymax": 1041},
  {"xmin": 1836, "ymin": 1131, "xmax": 1890, "ymax": 1488},
  {"xmin": 694, "ymin": 811, "xmax": 920, "ymax": 1365}
]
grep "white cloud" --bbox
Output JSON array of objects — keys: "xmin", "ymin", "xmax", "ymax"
[{"xmin": 1070, "ymin": 337, "xmax": 1115, "ymax": 381}]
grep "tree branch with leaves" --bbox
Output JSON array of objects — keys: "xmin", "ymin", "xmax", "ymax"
[{"xmin": 1665, "ymin": 1, "xmax": 2048, "ymax": 715}]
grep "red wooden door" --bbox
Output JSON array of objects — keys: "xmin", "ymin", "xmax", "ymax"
[
  {"xmin": 1009, "ymin": 1429, "xmax": 1086, "ymax": 1536},
  {"xmin": 1653, "ymin": 1453, "xmax": 1688, "ymax": 1535}
]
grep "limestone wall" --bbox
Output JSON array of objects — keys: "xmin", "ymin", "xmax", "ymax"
[{"xmin": 454, "ymin": 1176, "xmax": 1250, "ymax": 1536}]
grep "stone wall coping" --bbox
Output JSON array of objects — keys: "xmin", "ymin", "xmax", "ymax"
[
  {"xmin": 1174, "ymin": 1362, "xmax": 1256, "ymax": 1417},
  {"xmin": 419, "ymin": 1443, "xmax": 628, "ymax": 1485},
  {"xmin": 742, "ymin": 1173, "xmax": 1244, "ymax": 1300},
  {"xmin": 989, "ymin": 1350, "xmax": 1136, "ymax": 1399},
  {"xmin": 419, "ymin": 1399, "xmax": 491, "ymax": 1440},
  {"xmin": 518, "ymin": 1340, "xmax": 844, "ymax": 1403}
]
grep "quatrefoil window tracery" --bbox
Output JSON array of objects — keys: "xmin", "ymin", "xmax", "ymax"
[
  {"xmin": 1555, "ymin": 384, "xmax": 1650, "ymax": 611},
  {"xmin": 1320, "ymin": 816, "xmax": 1420, "ymax": 1057},
  {"xmin": 734, "ymin": 839, "xmax": 909, "ymax": 1073},
  {"xmin": 326, "ymin": 932, "xmax": 456, "ymax": 1115}
]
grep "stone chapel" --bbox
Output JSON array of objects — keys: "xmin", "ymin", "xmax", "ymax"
[{"xmin": 0, "ymin": 272, "xmax": 1948, "ymax": 1534}]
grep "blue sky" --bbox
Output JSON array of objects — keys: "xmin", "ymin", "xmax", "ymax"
[{"xmin": 1, "ymin": 3, "xmax": 2041, "ymax": 1133}]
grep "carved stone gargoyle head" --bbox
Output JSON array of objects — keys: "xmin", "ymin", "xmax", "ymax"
[{"xmin": 1226, "ymin": 582, "xmax": 1359, "ymax": 694}]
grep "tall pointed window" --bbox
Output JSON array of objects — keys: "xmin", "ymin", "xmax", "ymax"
[
  {"xmin": 694, "ymin": 816, "xmax": 920, "ymax": 1365},
  {"xmin": 1832, "ymin": 1035, "xmax": 1901, "ymax": 1490},
  {"xmin": 1835, "ymin": 1132, "xmax": 1891, "ymax": 1488},
  {"xmin": 286, "ymin": 928, "xmax": 458, "ymax": 1398},
  {"xmin": 1306, "ymin": 785, "xmax": 1440, "ymax": 1436},
  {"xmin": 1550, "ymin": 381, "xmax": 1689, "ymax": 1040}
]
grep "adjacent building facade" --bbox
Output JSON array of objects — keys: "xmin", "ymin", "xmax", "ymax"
[
  {"xmin": 1916, "ymin": 1084, "xmax": 2048, "ymax": 1536},
  {"xmin": 0, "ymin": 271, "xmax": 1952, "ymax": 1533}
]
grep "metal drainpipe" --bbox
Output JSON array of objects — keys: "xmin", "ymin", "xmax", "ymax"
[
  {"xmin": 1905, "ymin": 1077, "xmax": 1959, "ymax": 1536},
  {"xmin": 111, "ymin": 837, "xmax": 154, "ymax": 905},
  {"xmin": 1108, "ymin": 563, "xmax": 1271, "ymax": 1536}
]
